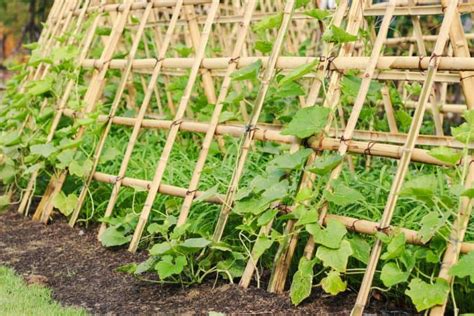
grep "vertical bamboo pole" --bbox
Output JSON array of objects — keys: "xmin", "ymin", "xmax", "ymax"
[
  {"xmin": 176, "ymin": 0, "xmax": 257, "ymax": 227},
  {"xmin": 128, "ymin": 0, "xmax": 221, "ymax": 253},
  {"xmin": 352, "ymin": 2, "xmax": 459, "ymax": 315},
  {"xmin": 212, "ymin": 0, "xmax": 297, "ymax": 243},
  {"xmin": 69, "ymin": 1, "xmax": 155, "ymax": 227}
]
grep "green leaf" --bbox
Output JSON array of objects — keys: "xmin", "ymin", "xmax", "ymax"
[
  {"xmin": 279, "ymin": 60, "xmax": 318, "ymax": 86},
  {"xmin": 30, "ymin": 143, "xmax": 57, "ymax": 158},
  {"xmin": 380, "ymin": 262, "xmax": 409, "ymax": 287},
  {"xmin": 418, "ymin": 212, "xmax": 444, "ymax": 244},
  {"xmin": 324, "ymin": 182, "xmax": 364, "ymax": 206},
  {"xmin": 307, "ymin": 154, "xmax": 343, "ymax": 175},
  {"xmin": 0, "ymin": 194, "xmax": 10, "ymax": 212},
  {"xmin": 230, "ymin": 60, "xmax": 262, "ymax": 81},
  {"xmin": 323, "ymin": 25, "xmax": 358, "ymax": 44},
  {"xmin": 96, "ymin": 26, "xmax": 112, "ymax": 36},
  {"xmin": 461, "ymin": 188, "xmax": 474, "ymax": 199},
  {"xmin": 180, "ymin": 238, "xmax": 211, "ymax": 249},
  {"xmin": 255, "ymin": 40, "xmax": 273, "ymax": 53},
  {"xmin": 149, "ymin": 242, "xmax": 172, "ymax": 256},
  {"xmin": 270, "ymin": 149, "xmax": 313, "ymax": 170},
  {"xmin": 290, "ymin": 257, "xmax": 316, "ymax": 305},
  {"xmin": 405, "ymin": 278, "xmax": 449, "ymax": 312},
  {"xmin": 316, "ymin": 240, "xmax": 353, "ymax": 272},
  {"xmin": 296, "ymin": 0, "xmax": 311, "ymax": 8},
  {"xmin": 294, "ymin": 207, "xmax": 318, "ymax": 226},
  {"xmin": 234, "ymin": 197, "xmax": 269, "ymax": 215},
  {"xmin": 306, "ymin": 219, "xmax": 347, "ymax": 249},
  {"xmin": 135, "ymin": 257, "xmax": 155, "ymax": 274},
  {"xmin": 304, "ymin": 9, "xmax": 331, "ymax": 20},
  {"xmin": 321, "ymin": 270, "xmax": 347, "ymax": 295},
  {"xmin": 100, "ymin": 227, "xmax": 132, "ymax": 247},
  {"xmin": 253, "ymin": 235, "xmax": 274, "ymax": 258},
  {"xmin": 69, "ymin": 159, "xmax": 93, "ymax": 177},
  {"xmin": 449, "ymin": 251, "xmax": 474, "ymax": 283},
  {"xmin": 262, "ymin": 180, "xmax": 289, "ymax": 202},
  {"xmin": 100, "ymin": 147, "xmax": 121, "ymax": 164},
  {"xmin": 257, "ymin": 209, "xmax": 278, "ymax": 226},
  {"xmin": 52, "ymin": 191, "xmax": 78, "ymax": 216},
  {"xmin": 381, "ymin": 233, "xmax": 406, "ymax": 260},
  {"xmin": 428, "ymin": 147, "xmax": 462, "ymax": 165},
  {"xmin": 27, "ymin": 77, "xmax": 53, "ymax": 96},
  {"xmin": 281, "ymin": 106, "xmax": 330, "ymax": 138},
  {"xmin": 400, "ymin": 175, "xmax": 437, "ymax": 202},
  {"xmin": 155, "ymin": 255, "xmax": 187, "ymax": 280},
  {"xmin": 253, "ymin": 13, "xmax": 283, "ymax": 33},
  {"xmin": 348, "ymin": 236, "xmax": 371, "ymax": 264},
  {"xmin": 195, "ymin": 185, "xmax": 219, "ymax": 202}
]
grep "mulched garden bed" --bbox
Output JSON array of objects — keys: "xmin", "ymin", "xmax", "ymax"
[{"xmin": 0, "ymin": 210, "xmax": 413, "ymax": 315}]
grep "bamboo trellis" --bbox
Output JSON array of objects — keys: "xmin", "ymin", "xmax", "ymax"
[{"xmin": 7, "ymin": 0, "xmax": 474, "ymax": 314}]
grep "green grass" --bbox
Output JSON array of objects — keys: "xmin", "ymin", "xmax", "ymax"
[{"xmin": 0, "ymin": 266, "xmax": 86, "ymax": 316}]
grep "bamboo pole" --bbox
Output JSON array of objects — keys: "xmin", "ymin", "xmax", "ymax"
[
  {"xmin": 352, "ymin": 2, "xmax": 459, "ymax": 314},
  {"xmin": 240, "ymin": 0, "xmax": 350, "ymax": 290},
  {"xmin": 92, "ymin": 0, "xmax": 186, "ymax": 235},
  {"xmin": 81, "ymin": 56, "xmax": 474, "ymax": 72},
  {"xmin": 212, "ymin": 0, "xmax": 297, "ymax": 243},
  {"xmin": 68, "ymin": 1, "xmax": 154, "ymax": 227},
  {"xmin": 128, "ymin": 0, "xmax": 221, "ymax": 253},
  {"xmin": 267, "ymin": 0, "xmax": 367, "ymax": 293},
  {"xmin": 32, "ymin": 0, "xmax": 136, "ymax": 223},
  {"xmin": 176, "ymin": 0, "xmax": 257, "ymax": 227},
  {"xmin": 430, "ymin": 0, "xmax": 474, "ymax": 313},
  {"xmin": 88, "ymin": 170, "xmax": 474, "ymax": 254},
  {"xmin": 18, "ymin": 0, "xmax": 96, "ymax": 216}
]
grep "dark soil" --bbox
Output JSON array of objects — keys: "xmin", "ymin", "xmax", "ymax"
[{"xmin": 0, "ymin": 210, "xmax": 413, "ymax": 315}]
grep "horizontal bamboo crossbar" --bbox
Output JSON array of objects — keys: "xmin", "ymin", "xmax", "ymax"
[
  {"xmin": 92, "ymin": 171, "xmax": 474, "ymax": 254},
  {"xmin": 82, "ymin": 56, "xmax": 474, "ymax": 73}
]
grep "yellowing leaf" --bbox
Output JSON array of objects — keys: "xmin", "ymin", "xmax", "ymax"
[{"xmin": 321, "ymin": 270, "xmax": 347, "ymax": 295}]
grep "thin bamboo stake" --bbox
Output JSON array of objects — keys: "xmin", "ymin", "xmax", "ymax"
[
  {"xmin": 176, "ymin": 0, "xmax": 257, "ymax": 227},
  {"xmin": 352, "ymin": 2, "xmax": 459, "ymax": 314},
  {"xmin": 69, "ymin": 1, "xmax": 154, "ymax": 227},
  {"xmin": 32, "ymin": 0, "xmax": 136, "ymax": 223},
  {"xmin": 212, "ymin": 0, "xmax": 297, "ymax": 243},
  {"xmin": 430, "ymin": 0, "xmax": 474, "ymax": 313},
  {"xmin": 303, "ymin": 0, "xmax": 395, "ymax": 271},
  {"xmin": 267, "ymin": 0, "xmax": 366, "ymax": 293},
  {"xmin": 241, "ymin": 0, "xmax": 350, "ymax": 289},
  {"xmin": 18, "ymin": 0, "xmax": 96, "ymax": 216},
  {"xmin": 93, "ymin": 0, "xmax": 186, "ymax": 234},
  {"xmin": 128, "ymin": 0, "xmax": 221, "ymax": 253}
]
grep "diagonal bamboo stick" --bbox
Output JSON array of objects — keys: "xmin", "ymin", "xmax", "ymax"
[
  {"xmin": 267, "ymin": 0, "xmax": 367, "ymax": 293},
  {"xmin": 68, "ymin": 1, "xmax": 155, "ymax": 227},
  {"xmin": 351, "ymin": 2, "xmax": 459, "ymax": 315},
  {"xmin": 32, "ymin": 0, "xmax": 136, "ymax": 223},
  {"xmin": 211, "ymin": 0, "xmax": 297, "ymax": 243},
  {"xmin": 18, "ymin": 0, "xmax": 96, "ymax": 216},
  {"xmin": 239, "ymin": 0, "xmax": 350, "ymax": 289},
  {"xmin": 176, "ymin": 0, "xmax": 257, "ymax": 227},
  {"xmin": 430, "ymin": 1, "xmax": 474, "ymax": 313},
  {"xmin": 88, "ymin": 0, "xmax": 186, "ymax": 233},
  {"xmin": 128, "ymin": 0, "xmax": 221, "ymax": 253}
]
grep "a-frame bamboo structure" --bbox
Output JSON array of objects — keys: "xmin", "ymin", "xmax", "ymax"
[{"xmin": 4, "ymin": 0, "xmax": 474, "ymax": 314}]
